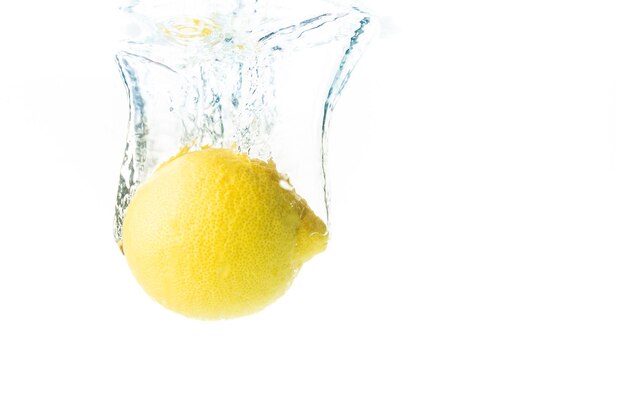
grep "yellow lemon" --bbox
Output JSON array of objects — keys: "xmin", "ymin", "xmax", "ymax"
[{"xmin": 122, "ymin": 147, "xmax": 328, "ymax": 319}]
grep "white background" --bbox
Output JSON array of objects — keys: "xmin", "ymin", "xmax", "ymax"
[{"xmin": 1, "ymin": 1, "xmax": 626, "ymax": 417}]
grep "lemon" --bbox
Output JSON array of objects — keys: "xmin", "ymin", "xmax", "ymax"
[{"xmin": 122, "ymin": 147, "xmax": 328, "ymax": 319}]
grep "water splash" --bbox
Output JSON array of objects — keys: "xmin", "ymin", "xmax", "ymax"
[{"xmin": 114, "ymin": 0, "xmax": 376, "ymax": 242}]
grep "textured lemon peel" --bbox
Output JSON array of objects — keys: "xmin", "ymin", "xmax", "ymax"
[{"xmin": 122, "ymin": 146, "xmax": 328, "ymax": 319}]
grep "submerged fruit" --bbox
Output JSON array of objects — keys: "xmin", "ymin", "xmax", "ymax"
[{"xmin": 122, "ymin": 147, "xmax": 328, "ymax": 319}]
